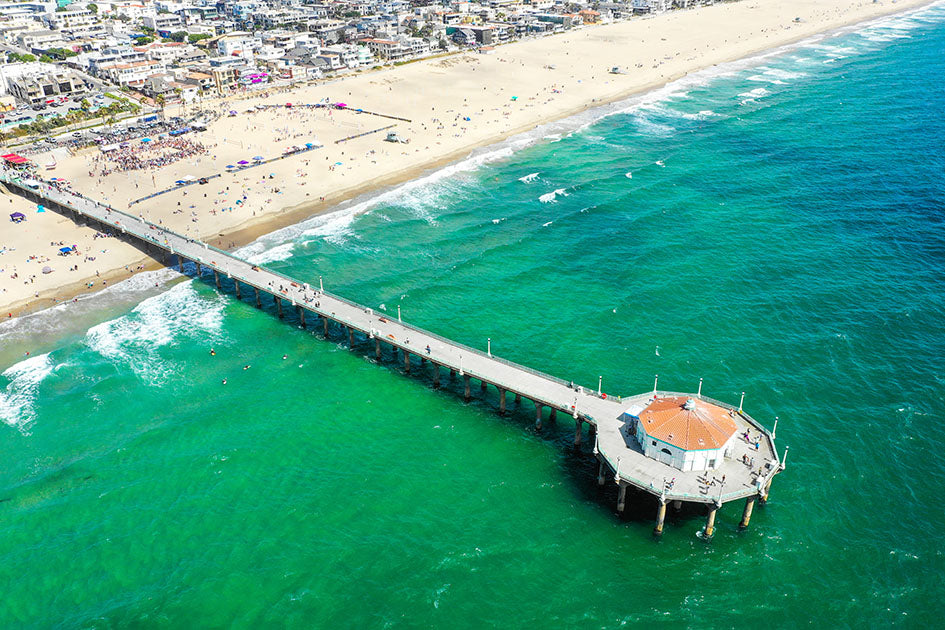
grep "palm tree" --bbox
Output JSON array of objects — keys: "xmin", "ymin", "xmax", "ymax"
[{"xmin": 155, "ymin": 94, "xmax": 166, "ymax": 122}]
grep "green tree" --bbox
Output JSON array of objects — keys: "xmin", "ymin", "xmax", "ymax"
[
  {"xmin": 39, "ymin": 54, "xmax": 53, "ymax": 63},
  {"xmin": 87, "ymin": 3, "xmax": 98, "ymax": 13},
  {"xmin": 187, "ymin": 33, "xmax": 211, "ymax": 44},
  {"xmin": 155, "ymin": 94, "xmax": 166, "ymax": 122},
  {"xmin": 21, "ymin": 53, "xmax": 36, "ymax": 62},
  {"xmin": 80, "ymin": 98, "xmax": 90, "ymax": 112},
  {"xmin": 135, "ymin": 36, "xmax": 154, "ymax": 45},
  {"xmin": 168, "ymin": 31, "xmax": 188, "ymax": 43}
]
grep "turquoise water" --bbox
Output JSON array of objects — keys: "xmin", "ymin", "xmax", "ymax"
[{"xmin": 3, "ymin": 5, "xmax": 945, "ymax": 626}]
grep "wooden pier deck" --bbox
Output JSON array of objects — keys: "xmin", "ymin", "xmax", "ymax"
[{"xmin": 2, "ymin": 173, "xmax": 784, "ymax": 536}]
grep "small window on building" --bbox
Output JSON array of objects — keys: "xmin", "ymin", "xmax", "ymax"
[
  {"xmin": 652, "ymin": 441, "xmax": 657, "ymax": 446},
  {"xmin": 708, "ymin": 459, "xmax": 717, "ymax": 468}
]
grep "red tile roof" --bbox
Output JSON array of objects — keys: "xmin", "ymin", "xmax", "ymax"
[{"xmin": 639, "ymin": 396, "xmax": 737, "ymax": 451}]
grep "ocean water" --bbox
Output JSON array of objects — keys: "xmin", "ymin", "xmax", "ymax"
[{"xmin": 3, "ymin": 5, "xmax": 945, "ymax": 627}]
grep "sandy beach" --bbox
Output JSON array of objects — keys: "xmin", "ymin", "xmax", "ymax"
[{"xmin": 0, "ymin": 0, "xmax": 933, "ymax": 317}]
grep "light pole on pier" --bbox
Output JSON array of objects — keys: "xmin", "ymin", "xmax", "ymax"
[
  {"xmin": 598, "ymin": 375, "xmax": 602, "ymax": 396},
  {"xmin": 697, "ymin": 377, "xmax": 703, "ymax": 397},
  {"xmin": 739, "ymin": 391, "xmax": 745, "ymax": 412},
  {"xmin": 653, "ymin": 374, "xmax": 658, "ymax": 395},
  {"xmin": 319, "ymin": 275, "xmax": 323, "ymax": 292},
  {"xmin": 397, "ymin": 304, "xmax": 401, "ymax": 322},
  {"xmin": 487, "ymin": 338, "xmax": 491, "ymax": 357}
]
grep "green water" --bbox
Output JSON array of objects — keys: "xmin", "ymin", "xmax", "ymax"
[{"xmin": 2, "ymin": 6, "xmax": 945, "ymax": 627}]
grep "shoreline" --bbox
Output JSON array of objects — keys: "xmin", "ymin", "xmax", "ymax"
[{"xmin": 2, "ymin": 0, "xmax": 936, "ymax": 321}]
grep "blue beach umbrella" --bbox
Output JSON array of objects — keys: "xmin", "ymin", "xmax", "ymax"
[
  {"xmin": 253, "ymin": 156, "xmax": 263, "ymax": 161},
  {"xmin": 141, "ymin": 138, "xmax": 152, "ymax": 142}
]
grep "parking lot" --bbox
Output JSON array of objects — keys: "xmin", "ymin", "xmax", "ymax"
[{"xmin": 0, "ymin": 92, "xmax": 127, "ymax": 132}]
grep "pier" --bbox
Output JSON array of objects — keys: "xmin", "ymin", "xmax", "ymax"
[{"xmin": 2, "ymin": 173, "xmax": 785, "ymax": 538}]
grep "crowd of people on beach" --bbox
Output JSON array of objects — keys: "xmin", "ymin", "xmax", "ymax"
[{"xmin": 90, "ymin": 138, "xmax": 209, "ymax": 177}]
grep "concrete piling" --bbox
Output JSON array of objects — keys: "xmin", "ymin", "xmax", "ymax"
[
  {"xmin": 348, "ymin": 328, "xmax": 354, "ymax": 347},
  {"xmin": 739, "ymin": 497, "xmax": 756, "ymax": 530},
  {"xmin": 574, "ymin": 419, "xmax": 582, "ymax": 445},
  {"xmin": 404, "ymin": 350, "xmax": 410, "ymax": 373},
  {"xmin": 617, "ymin": 483, "xmax": 628, "ymax": 512},
  {"xmin": 654, "ymin": 501, "xmax": 667, "ymax": 537},
  {"xmin": 480, "ymin": 380, "xmax": 487, "ymax": 392},
  {"xmin": 276, "ymin": 297, "xmax": 283, "ymax": 318},
  {"xmin": 515, "ymin": 393, "xmax": 521, "ymax": 404},
  {"xmin": 499, "ymin": 389, "xmax": 506, "ymax": 414},
  {"xmin": 235, "ymin": 281, "xmax": 241, "ymax": 300},
  {"xmin": 299, "ymin": 307, "xmax": 306, "ymax": 328},
  {"xmin": 375, "ymin": 338, "xmax": 381, "ymax": 360},
  {"xmin": 704, "ymin": 505, "xmax": 718, "ymax": 539},
  {"xmin": 323, "ymin": 317, "xmax": 329, "ymax": 336},
  {"xmin": 550, "ymin": 408, "xmax": 557, "ymax": 422},
  {"xmin": 433, "ymin": 365, "xmax": 440, "ymax": 388},
  {"xmin": 254, "ymin": 287, "xmax": 260, "ymax": 308},
  {"xmin": 214, "ymin": 270, "xmax": 221, "ymax": 289},
  {"xmin": 597, "ymin": 461, "xmax": 606, "ymax": 486},
  {"xmin": 463, "ymin": 374, "xmax": 471, "ymax": 401},
  {"xmin": 535, "ymin": 403, "xmax": 543, "ymax": 430}
]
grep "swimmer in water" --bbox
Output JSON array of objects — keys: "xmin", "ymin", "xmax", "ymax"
[
  {"xmin": 222, "ymin": 378, "xmax": 227, "ymax": 385},
  {"xmin": 243, "ymin": 365, "xmax": 250, "ymax": 370},
  {"xmin": 282, "ymin": 354, "xmax": 287, "ymax": 360},
  {"xmin": 210, "ymin": 349, "xmax": 216, "ymax": 356}
]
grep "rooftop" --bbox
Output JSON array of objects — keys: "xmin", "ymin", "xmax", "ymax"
[{"xmin": 639, "ymin": 396, "xmax": 738, "ymax": 451}]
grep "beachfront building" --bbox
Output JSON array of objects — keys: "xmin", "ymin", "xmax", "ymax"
[
  {"xmin": 622, "ymin": 396, "xmax": 738, "ymax": 472},
  {"xmin": 6, "ymin": 68, "xmax": 87, "ymax": 104}
]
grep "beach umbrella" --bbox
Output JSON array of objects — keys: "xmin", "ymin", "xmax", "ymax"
[
  {"xmin": 253, "ymin": 156, "xmax": 263, "ymax": 161},
  {"xmin": 237, "ymin": 160, "xmax": 249, "ymax": 165},
  {"xmin": 141, "ymin": 138, "xmax": 152, "ymax": 142},
  {"xmin": 59, "ymin": 246, "xmax": 72, "ymax": 254},
  {"xmin": 37, "ymin": 205, "xmax": 45, "ymax": 213},
  {"xmin": 42, "ymin": 266, "xmax": 52, "ymax": 274},
  {"xmin": 225, "ymin": 164, "xmax": 235, "ymax": 169}
]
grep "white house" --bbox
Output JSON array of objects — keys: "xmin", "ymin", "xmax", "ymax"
[{"xmin": 622, "ymin": 396, "xmax": 738, "ymax": 472}]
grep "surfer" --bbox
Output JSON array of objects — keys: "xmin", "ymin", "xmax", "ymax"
[{"xmin": 210, "ymin": 348, "xmax": 216, "ymax": 356}]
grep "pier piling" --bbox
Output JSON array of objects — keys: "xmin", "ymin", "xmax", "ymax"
[
  {"xmin": 277, "ymin": 297, "xmax": 283, "ymax": 318},
  {"xmin": 463, "ymin": 374, "xmax": 471, "ymax": 401},
  {"xmin": 433, "ymin": 365, "xmax": 440, "ymax": 388},
  {"xmin": 214, "ymin": 270, "xmax": 221, "ymax": 289},
  {"xmin": 535, "ymin": 403, "xmax": 543, "ymax": 430},
  {"xmin": 617, "ymin": 483, "xmax": 628, "ymax": 512},
  {"xmin": 574, "ymin": 419, "xmax": 582, "ymax": 445},
  {"xmin": 254, "ymin": 287, "xmax": 260, "ymax": 308},
  {"xmin": 597, "ymin": 461, "xmax": 606, "ymax": 486},
  {"xmin": 704, "ymin": 505, "xmax": 718, "ymax": 539},
  {"xmin": 323, "ymin": 317, "xmax": 329, "ymax": 336},
  {"xmin": 499, "ymin": 389, "xmax": 506, "ymax": 414},
  {"xmin": 235, "ymin": 281, "xmax": 242, "ymax": 300},
  {"xmin": 654, "ymin": 501, "xmax": 667, "ymax": 537},
  {"xmin": 739, "ymin": 497, "xmax": 756, "ymax": 530},
  {"xmin": 404, "ymin": 350, "xmax": 410, "ymax": 373},
  {"xmin": 375, "ymin": 338, "xmax": 381, "ymax": 360},
  {"xmin": 348, "ymin": 328, "xmax": 354, "ymax": 347},
  {"xmin": 299, "ymin": 306, "xmax": 306, "ymax": 328}
]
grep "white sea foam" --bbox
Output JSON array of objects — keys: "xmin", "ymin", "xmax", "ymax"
[
  {"xmin": 0, "ymin": 353, "xmax": 54, "ymax": 432},
  {"xmin": 243, "ymin": 241, "xmax": 296, "ymax": 265},
  {"xmin": 737, "ymin": 87, "xmax": 770, "ymax": 100},
  {"xmin": 85, "ymin": 282, "xmax": 225, "ymax": 385},
  {"xmin": 518, "ymin": 172, "xmax": 540, "ymax": 183},
  {"xmin": 539, "ymin": 189, "xmax": 568, "ymax": 203}
]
